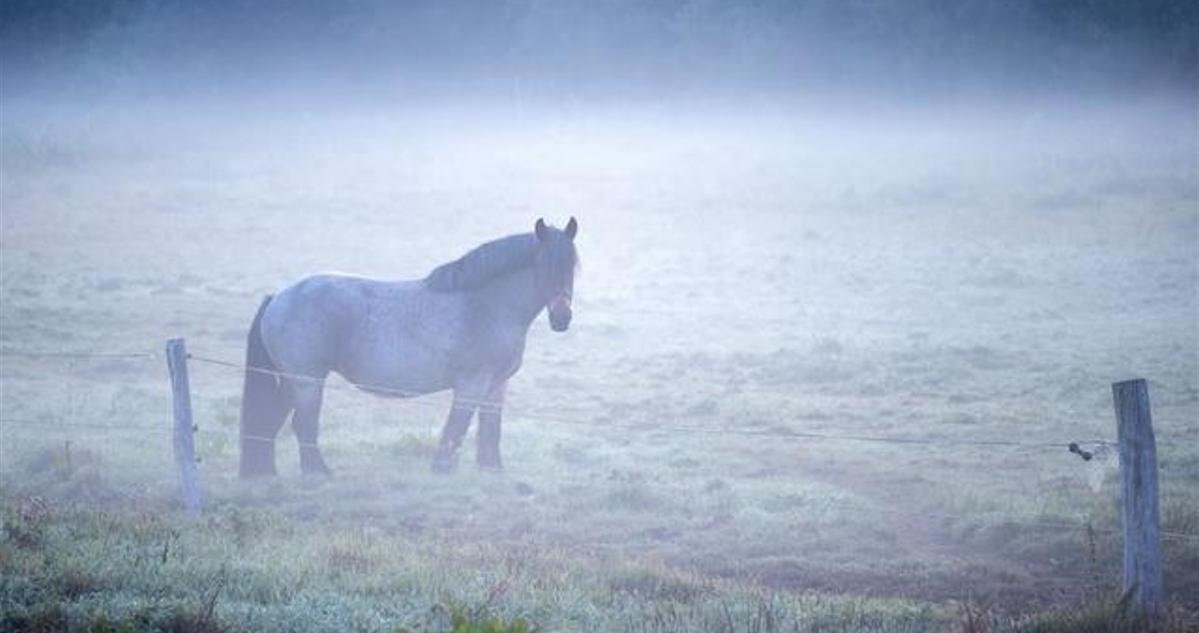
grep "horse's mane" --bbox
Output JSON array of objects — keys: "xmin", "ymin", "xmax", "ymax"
[{"xmin": 423, "ymin": 233, "xmax": 540, "ymax": 292}]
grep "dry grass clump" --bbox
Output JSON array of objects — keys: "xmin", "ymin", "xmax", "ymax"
[
  {"xmin": 952, "ymin": 596, "xmax": 1199, "ymax": 633},
  {"xmin": 608, "ymin": 565, "xmax": 715, "ymax": 603},
  {"xmin": 0, "ymin": 607, "xmax": 236, "ymax": 633},
  {"xmin": 324, "ymin": 539, "xmax": 378, "ymax": 575},
  {"xmin": 2, "ymin": 497, "xmax": 50, "ymax": 551},
  {"xmin": 54, "ymin": 562, "xmax": 105, "ymax": 599}
]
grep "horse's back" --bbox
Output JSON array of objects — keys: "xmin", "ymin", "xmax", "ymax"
[
  {"xmin": 260, "ymin": 274, "xmax": 385, "ymax": 376},
  {"xmin": 260, "ymin": 273, "xmax": 462, "ymax": 393}
]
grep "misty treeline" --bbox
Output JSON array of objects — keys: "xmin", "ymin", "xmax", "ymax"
[{"xmin": 2, "ymin": 0, "xmax": 1196, "ymax": 103}]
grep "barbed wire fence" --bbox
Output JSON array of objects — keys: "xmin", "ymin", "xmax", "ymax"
[
  {"xmin": 0, "ymin": 342, "xmax": 1195, "ymax": 608},
  {"xmin": 0, "ymin": 346, "xmax": 1183, "ymax": 513}
]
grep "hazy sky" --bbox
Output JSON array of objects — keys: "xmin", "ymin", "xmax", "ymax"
[{"xmin": 2, "ymin": 0, "xmax": 1196, "ymax": 107}]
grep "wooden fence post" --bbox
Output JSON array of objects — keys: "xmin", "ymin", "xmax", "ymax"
[
  {"xmin": 1112, "ymin": 378, "xmax": 1162, "ymax": 614},
  {"xmin": 167, "ymin": 338, "xmax": 201, "ymax": 518}
]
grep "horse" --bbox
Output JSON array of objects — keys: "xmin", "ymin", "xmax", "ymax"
[{"xmin": 238, "ymin": 217, "xmax": 578, "ymax": 477}]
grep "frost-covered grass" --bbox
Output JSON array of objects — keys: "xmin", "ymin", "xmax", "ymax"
[
  {"xmin": 1, "ymin": 102, "xmax": 1196, "ymax": 629},
  {"xmin": 3, "ymin": 496, "xmax": 1196, "ymax": 632},
  {"xmin": 0, "ymin": 495, "xmax": 945, "ymax": 632}
]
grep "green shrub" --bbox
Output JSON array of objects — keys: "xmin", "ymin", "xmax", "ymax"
[
  {"xmin": 396, "ymin": 606, "xmax": 540, "ymax": 633},
  {"xmin": 447, "ymin": 611, "xmax": 539, "ymax": 633}
]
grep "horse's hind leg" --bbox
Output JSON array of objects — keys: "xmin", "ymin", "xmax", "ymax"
[
  {"xmin": 288, "ymin": 378, "xmax": 332, "ymax": 476},
  {"xmin": 241, "ymin": 398, "xmax": 291, "ymax": 478},
  {"xmin": 476, "ymin": 380, "xmax": 507, "ymax": 470}
]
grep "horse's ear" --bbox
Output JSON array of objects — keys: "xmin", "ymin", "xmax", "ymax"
[
  {"xmin": 535, "ymin": 218, "xmax": 549, "ymax": 241},
  {"xmin": 565, "ymin": 216, "xmax": 578, "ymax": 240}
]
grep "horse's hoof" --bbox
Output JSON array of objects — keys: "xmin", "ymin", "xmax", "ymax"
[
  {"xmin": 238, "ymin": 465, "xmax": 278, "ymax": 479},
  {"xmin": 300, "ymin": 454, "xmax": 333, "ymax": 477},
  {"xmin": 477, "ymin": 458, "xmax": 503, "ymax": 472},
  {"xmin": 299, "ymin": 475, "xmax": 329, "ymax": 491},
  {"xmin": 239, "ymin": 449, "xmax": 278, "ymax": 478},
  {"xmin": 431, "ymin": 457, "xmax": 457, "ymax": 474}
]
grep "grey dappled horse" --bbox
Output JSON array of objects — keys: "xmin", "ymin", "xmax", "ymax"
[{"xmin": 238, "ymin": 218, "xmax": 578, "ymax": 477}]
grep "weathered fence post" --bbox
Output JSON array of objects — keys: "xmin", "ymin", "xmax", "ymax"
[
  {"xmin": 1112, "ymin": 378, "xmax": 1162, "ymax": 614},
  {"xmin": 166, "ymin": 338, "xmax": 201, "ymax": 518}
]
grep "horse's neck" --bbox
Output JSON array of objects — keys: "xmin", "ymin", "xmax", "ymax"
[{"xmin": 473, "ymin": 267, "xmax": 543, "ymax": 328}]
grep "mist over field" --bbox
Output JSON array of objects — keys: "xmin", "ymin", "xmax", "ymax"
[{"xmin": 1, "ymin": 2, "xmax": 1197, "ymax": 632}]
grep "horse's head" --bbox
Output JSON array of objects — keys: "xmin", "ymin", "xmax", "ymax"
[{"xmin": 533, "ymin": 217, "xmax": 578, "ymax": 332}]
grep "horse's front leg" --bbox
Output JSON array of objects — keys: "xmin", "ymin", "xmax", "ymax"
[
  {"xmin": 476, "ymin": 380, "xmax": 506, "ymax": 470},
  {"xmin": 431, "ymin": 377, "xmax": 486, "ymax": 473}
]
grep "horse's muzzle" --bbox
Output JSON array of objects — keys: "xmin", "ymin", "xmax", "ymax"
[{"xmin": 548, "ymin": 301, "xmax": 572, "ymax": 332}]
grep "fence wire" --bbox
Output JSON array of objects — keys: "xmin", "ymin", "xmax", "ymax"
[
  {"xmin": 0, "ymin": 350, "xmax": 158, "ymax": 360},
  {"xmin": 183, "ymin": 351, "xmax": 1115, "ymax": 453}
]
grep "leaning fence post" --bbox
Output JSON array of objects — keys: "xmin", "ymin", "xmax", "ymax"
[
  {"xmin": 1112, "ymin": 378, "xmax": 1162, "ymax": 614},
  {"xmin": 166, "ymin": 338, "xmax": 201, "ymax": 518}
]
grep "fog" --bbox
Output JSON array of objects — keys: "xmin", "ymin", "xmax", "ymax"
[
  {"xmin": 1, "ymin": 1, "xmax": 1197, "ymax": 628},
  {"xmin": 3, "ymin": 0, "xmax": 1196, "ymax": 102}
]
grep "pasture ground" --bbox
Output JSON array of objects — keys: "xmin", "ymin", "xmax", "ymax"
[{"xmin": 1, "ymin": 101, "xmax": 1197, "ymax": 631}]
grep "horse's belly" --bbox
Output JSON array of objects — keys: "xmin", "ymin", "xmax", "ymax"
[{"xmin": 338, "ymin": 347, "xmax": 453, "ymax": 398}]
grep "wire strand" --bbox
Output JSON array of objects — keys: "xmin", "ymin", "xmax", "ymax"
[
  {"xmin": 0, "ymin": 350, "xmax": 158, "ymax": 360},
  {"xmin": 0, "ymin": 418, "xmax": 173, "ymax": 434},
  {"xmin": 186, "ymin": 351, "xmax": 1116, "ymax": 452},
  {"xmin": 187, "ymin": 353, "xmax": 504, "ymax": 412},
  {"xmin": 596, "ymin": 421, "xmax": 1112, "ymax": 450},
  {"xmin": 0, "ymin": 347, "xmax": 1132, "ymax": 452}
]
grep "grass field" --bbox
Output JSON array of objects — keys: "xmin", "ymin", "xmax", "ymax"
[{"xmin": 1, "ymin": 101, "xmax": 1197, "ymax": 632}]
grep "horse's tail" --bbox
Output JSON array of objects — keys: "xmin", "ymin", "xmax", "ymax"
[{"xmin": 239, "ymin": 294, "xmax": 289, "ymax": 478}]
